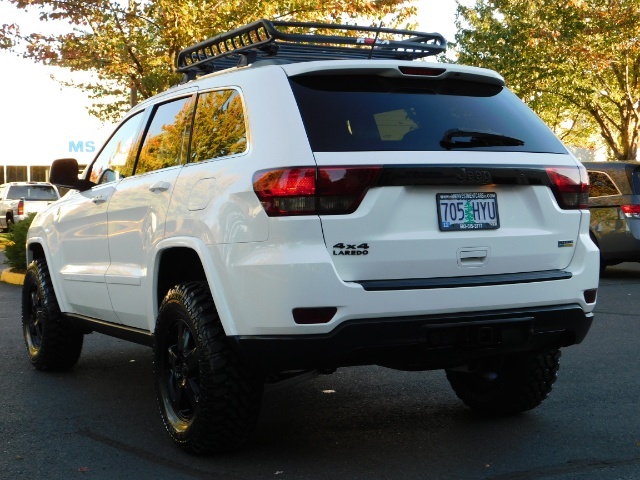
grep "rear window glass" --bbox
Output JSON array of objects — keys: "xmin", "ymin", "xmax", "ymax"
[
  {"xmin": 6, "ymin": 185, "xmax": 58, "ymax": 201},
  {"xmin": 289, "ymin": 75, "xmax": 567, "ymax": 154},
  {"xmin": 588, "ymin": 171, "xmax": 620, "ymax": 197}
]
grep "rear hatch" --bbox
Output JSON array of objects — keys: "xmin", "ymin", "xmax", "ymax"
[{"xmin": 287, "ymin": 67, "xmax": 588, "ymax": 283}]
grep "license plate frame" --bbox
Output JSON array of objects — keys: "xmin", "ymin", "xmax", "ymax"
[{"xmin": 437, "ymin": 192, "xmax": 500, "ymax": 231}]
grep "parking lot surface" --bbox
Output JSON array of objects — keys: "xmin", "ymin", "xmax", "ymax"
[{"xmin": 1, "ymin": 263, "xmax": 639, "ymax": 479}]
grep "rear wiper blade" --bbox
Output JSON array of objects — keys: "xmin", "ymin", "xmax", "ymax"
[{"xmin": 440, "ymin": 129, "xmax": 525, "ymax": 150}]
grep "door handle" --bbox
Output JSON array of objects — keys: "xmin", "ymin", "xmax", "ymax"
[
  {"xmin": 458, "ymin": 248, "xmax": 489, "ymax": 267},
  {"xmin": 92, "ymin": 196, "xmax": 107, "ymax": 205},
  {"xmin": 149, "ymin": 181, "xmax": 171, "ymax": 193}
]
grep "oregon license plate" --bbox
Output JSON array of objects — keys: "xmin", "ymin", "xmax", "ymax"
[{"xmin": 437, "ymin": 192, "xmax": 500, "ymax": 231}]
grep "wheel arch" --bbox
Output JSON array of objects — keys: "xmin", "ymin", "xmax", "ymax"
[
  {"xmin": 25, "ymin": 238, "xmax": 73, "ymax": 313},
  {"xmin": 152, "ymin": 237, "xmax": 238, "ymax": 336}
]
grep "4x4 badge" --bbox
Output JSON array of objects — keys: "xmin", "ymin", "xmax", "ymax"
[{"xmin": 333, "ymin": 243, "xmax": 370, "ymax": 256}]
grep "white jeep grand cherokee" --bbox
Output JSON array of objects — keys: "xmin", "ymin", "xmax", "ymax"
[{"xmin": 21, "ymin": 20, "xmax": 599, "ymax": 454}]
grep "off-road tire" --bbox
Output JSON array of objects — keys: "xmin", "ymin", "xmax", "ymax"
[
  {"xmin": 154, "ymin": 282, "xmax": 264, "ymax": 455},
  {"xmin": 21, "ymin": 259, "xmax": 83, "ymax": 370},
  {"xmin": 446, "ymin": 349, "xmax": 561, "ymax": 415}
]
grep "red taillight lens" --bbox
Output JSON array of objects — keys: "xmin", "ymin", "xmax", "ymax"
[
  {"xmin": 17, "ymin": 200, "xmax": 24, "ymax": 215},
  {"xmin": 253, "ymin": 168, "xmax": 317, "ymax": 216},
  {"xmin": 621, "ymin": 204, "xmax": 640, "ymax": 218},
  {"xmin": 546, "ymin": 165, "xmax": 589, "ymax": 209},
  {"xmin": 253, "ymin": 166, "xmax": 381, "ymax": 216}
]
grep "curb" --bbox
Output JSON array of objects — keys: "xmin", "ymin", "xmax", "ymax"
[{"xmin": 1, "ymin": 268, "xmax": 25, "ymax": 285}]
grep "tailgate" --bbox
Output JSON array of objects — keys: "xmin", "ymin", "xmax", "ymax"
[{"xmin": 315, "ymin": 152, "xmax": 585, "ymax": 282}]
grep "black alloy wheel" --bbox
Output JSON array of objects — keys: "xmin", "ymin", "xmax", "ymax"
[
  {"xmin": 21, "ymin": 259, "xmax": 83, "ymax": 370},
  {"xmin": 154, "ymin": 282, "xmax": 264, "ymax": 454},
  {"xmin": 161, "ymin": 316, "xmax": 200, "ymax": 430}
]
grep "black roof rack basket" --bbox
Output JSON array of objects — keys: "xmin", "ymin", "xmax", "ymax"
[{"xmin": 177, "ymin": 19, "xmax": 446, "ymax": 80}]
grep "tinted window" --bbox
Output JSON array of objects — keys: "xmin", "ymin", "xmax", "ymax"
[
  {"xmin": 190, "ymin": 89, "xmax": 247, "ymax": 162},
  {"xmin": 588, "ymin": 171, "xmax": 620, "ymax": 197},
  {"xmin": 6, "ymin": 185, "xmax": 58, "ymax": 201},
  {"xmin": 136, "ymin": 96, "xmax": 195, "ymax": 175},
  {"xmin": 289, "ymin": 75, "xmax": 567, "ymax": 154},
  {"xmin": 89, "ymin": 112, "xmax": 144, "ymax": 184},
  {"xmin": 632, "ymin": 171, "xmax": 640, "ymax": 194}
]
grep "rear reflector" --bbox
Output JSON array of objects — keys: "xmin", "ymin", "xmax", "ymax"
[
  {"xmin": 253, "ymin": 166, "xmax": 381, "ymax": 216},
  {"xmin": 292, "ymin": 307, "xmax": 338, "ymax": 324},
  {"xmin": 546, "ymin": 165, "xmax": 589, "ymax": 209},
  {"xmin": 621, "ymin": 205, "xmax": 640, "ymax": 218},
  {"xmin": 584, "ymin": 289, "xmax": 597, "ymax": 304}
]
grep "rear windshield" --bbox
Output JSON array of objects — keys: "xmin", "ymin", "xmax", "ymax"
[
  {"xmin": 289, "ymin": 75, "xmax": 567, "ymax": 154},
  {"xmin": 6, "ymin": 185, "xmax": 58, "ymax": 201}
]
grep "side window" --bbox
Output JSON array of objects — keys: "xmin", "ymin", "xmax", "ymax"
[
  {"xmin": 190, "ymin": 89, "xmax": 247, "ymax": 163},
  {"xmin": 89, "ymin": 112, "xmax": 144, "ymax": 185},
  {"xmin": 588, "ymin": 171, "xmax": 620, "ymax": 197},
  {"xmin": 89, "ymin": 112, "xmax": 143, "ymax": 184},
  {"xmin": 135, "ymin": 96, "xmax": 195, "ymax": 175}
]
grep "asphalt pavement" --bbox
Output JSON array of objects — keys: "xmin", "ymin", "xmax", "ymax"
[{"xmin": 2, "ymin": 264, "xmax": 640, "ymax": 479}]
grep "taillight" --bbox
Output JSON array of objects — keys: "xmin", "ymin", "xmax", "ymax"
[
  {"xmin": 621, "ymin": 205, "xmax": 640, "ymax": 218},
  {"xmin": 546, "ymin": 165, "xmax": 589, "ymax": 209},
  {"xmin": 17, "ymin": 200, "xmax": 24, "ymax": 215},
  {"xmin": 253, "ymin": 166, "xmax": 381, "ymax": 216}
]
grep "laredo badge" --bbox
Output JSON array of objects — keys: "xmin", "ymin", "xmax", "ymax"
[
  {"xmin": 558, "ymin": 240, "xmax": 574, "ymax": 248},
  {"xmin": 333, "ymin": 243, "xmax": 370, "ymax": 256}
]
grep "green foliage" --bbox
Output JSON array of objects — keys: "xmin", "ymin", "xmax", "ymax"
[
  {"xmin": 3, "ymin": 213, "xmax": 36, "ymax": 273},
  {"xmin": 455, "ymin": 0, "xmax": 640, "ymax": 160},
  {"xmin": 6, "ymin": 0, "xmax": 416, "ymax": 123}
]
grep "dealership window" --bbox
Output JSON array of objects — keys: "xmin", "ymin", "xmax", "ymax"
[
  {"xmin": 6, "ymin": 166, "xmax": 27, "ymax": 182},
  {"xmin": 30, "ymin": 166, "xmax": 48, "ymax": 182}
]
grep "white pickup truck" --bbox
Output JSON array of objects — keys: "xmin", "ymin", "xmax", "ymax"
[{"xmin": 0, "ymin": 182, "xmax": 60, "ymax": 232}]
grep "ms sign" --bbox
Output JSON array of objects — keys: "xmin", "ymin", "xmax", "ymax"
[{"xmin": 69, "ymin": 140, "xmax": 96, "ymax": 153}]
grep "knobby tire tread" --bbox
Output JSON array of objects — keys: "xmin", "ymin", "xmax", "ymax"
[
  {"xmin": 154, "ymin": 281, "xmax": 263, "ymax": 455},
  {"xmin": 22, "ymin": 259, "xmax": 83, "ymax": 371},
  {"xmin": 446, "ymin": 349, "xmax": 561, "ymax": 415}
]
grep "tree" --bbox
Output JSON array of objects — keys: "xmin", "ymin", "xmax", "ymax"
[
  {"xmin": 455, "ymin": 0, "xmax": 640, "ymax": 160},
  {"xmin": 4, "ymin": 0, "xmax": 416, "ymax": 122}
]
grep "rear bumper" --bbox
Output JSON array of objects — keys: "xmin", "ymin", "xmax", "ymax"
[{"xmin": 231, "ymin": 304, "xmax": 593, "ymax": 372}]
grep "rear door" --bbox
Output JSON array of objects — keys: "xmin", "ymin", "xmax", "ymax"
[
  {"xmin": 289, "ymin": 72, "xmax": 587, "ymax": 283},
  {"xmin": 106, "ymin": 94, "xmax": 196, "ymax": 330}
]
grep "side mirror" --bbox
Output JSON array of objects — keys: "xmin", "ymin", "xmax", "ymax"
[{"xmin": 49, "ymin": 158, "xmax": 92, "ymax": 191}]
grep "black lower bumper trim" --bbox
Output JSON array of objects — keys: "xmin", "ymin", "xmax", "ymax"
[
  {"xmin": 356, "ymin": 269, "xmax": 572, "ymax": 291},
  {"xmin": 231, "ymin": 304, "xmax": 592, "ymax": 372}
]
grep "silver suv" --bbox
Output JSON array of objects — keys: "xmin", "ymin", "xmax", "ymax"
[{"xmin": 22, "ymin": 20, "xmax": 599, "ymax": 454}]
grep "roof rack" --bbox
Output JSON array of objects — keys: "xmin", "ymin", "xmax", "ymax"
[{"xmin": 176, "ymin": 19, "xmax": 447, "ymax": 81}]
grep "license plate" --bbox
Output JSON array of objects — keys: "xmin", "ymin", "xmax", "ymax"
[{"xmin": 437, "ymin": 192, "xmax": 500, "ymax": 231}]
